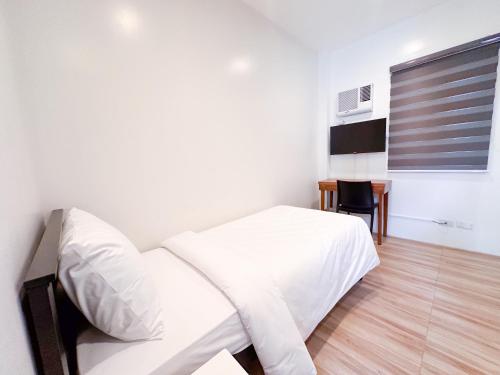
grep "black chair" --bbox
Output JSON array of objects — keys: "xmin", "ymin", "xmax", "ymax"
[{"xmin": 336, "ymin": 180, "xmax": 378, "ymax": 233}]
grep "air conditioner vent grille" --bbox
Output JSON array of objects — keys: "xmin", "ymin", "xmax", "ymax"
[
  {"xmin": 360, "ymin": 85, "xmax": 371, "ymax": 102},
  {"xmin": 338, "ymin": 88, "xmax": 358, "ymax": 112}
]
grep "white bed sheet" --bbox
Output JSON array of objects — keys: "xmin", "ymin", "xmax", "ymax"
[
  {"xmin": 77, "ymin": 206, "xmax": 379, "ymax": 375},
  {"xmin": 77, "ymin": 249, "xmax": 250, "ymax": 375}
]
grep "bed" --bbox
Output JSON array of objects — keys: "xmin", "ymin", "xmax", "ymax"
[{"xmin": 22, "ymin": 206, "xmax": 379, "ymax": 375}]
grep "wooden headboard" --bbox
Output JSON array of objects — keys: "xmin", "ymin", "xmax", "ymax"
[{"xmin": 21, "ymin": 209, "xmax": 88, "ymax": 375}]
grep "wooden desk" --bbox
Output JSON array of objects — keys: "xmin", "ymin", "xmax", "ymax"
[{"xmin": 318, "ymin": 179, "xmax": 392, "ymax": 245}]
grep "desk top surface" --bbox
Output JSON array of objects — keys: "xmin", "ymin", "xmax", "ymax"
[
  {"xmin": 319, "ymin": 178, "xmax": 391, "ymax": 184},
  {"xmin": 319, "ymin": 178, "xmax": 392, "ymax": 193}
]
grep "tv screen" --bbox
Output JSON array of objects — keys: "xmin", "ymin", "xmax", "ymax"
[{"xmin": 330, "ymin": 118, "xmax": 386, "ymax": 155}]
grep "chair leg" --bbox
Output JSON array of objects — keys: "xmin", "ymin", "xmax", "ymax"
[{"xmin": 370, "ymin": 210, "xmax": 374, "ymax": 233}]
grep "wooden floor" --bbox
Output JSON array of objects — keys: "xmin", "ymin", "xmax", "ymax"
[{"xmin": 249, "ymin": 237, "xmax": 500, "ymax": 374}]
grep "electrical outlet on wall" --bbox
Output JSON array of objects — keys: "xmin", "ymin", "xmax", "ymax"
[
  {"xmin": 456, "ymin": 221, "xmax": 474, "ymax": 230},
  {"xmin": 432, "ymin": 219, "xmax": 454, "ymax": 227}
]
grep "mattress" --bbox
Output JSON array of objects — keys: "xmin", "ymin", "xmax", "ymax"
[
  {"xmin": 198, "ymin": 205, "xmax": 379, "ymax": 339},
  {"xmin": 76, "ymin": 249, "xmax": 251, "ymax": 375},
  {"xmin": 77, "ymin": 206, "xmax": 379, "ymax": 374}
]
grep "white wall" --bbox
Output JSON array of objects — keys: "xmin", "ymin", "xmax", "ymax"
[
  {"xmin": 4, "ymin": 0, "xmax": 318, "ymax": 251},
  {"xmin": 319, "ymin": 0, "xmax": 500, "ymax": 255},
  {"xmin": 1, "ymin": 0, "xmax": 317, "ymax": 372},
  {"xmin": 0, "ymin": 2, "xmax": 41, "ymax": 374}
]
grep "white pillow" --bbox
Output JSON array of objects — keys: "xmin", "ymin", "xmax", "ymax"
[{"xmin": 58, "ymin": 208, "xmax": 164, "ymax": 341}]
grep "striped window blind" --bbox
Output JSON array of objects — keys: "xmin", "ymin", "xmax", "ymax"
[{"xmin": 388, "ymin": 37, "xmax": 500, "ymax": 171}]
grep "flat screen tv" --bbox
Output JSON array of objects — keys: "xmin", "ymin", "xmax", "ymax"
[{"xmin": 330, "ymin": 118, "xmax": 386, "ymax": 155}]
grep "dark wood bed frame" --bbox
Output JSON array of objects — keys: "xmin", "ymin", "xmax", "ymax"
[{"xmin": 21, "ymin": 209, "xmax": 257, "ymax": 375}]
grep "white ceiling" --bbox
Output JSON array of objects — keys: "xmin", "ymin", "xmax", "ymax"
[{"xmin": 241, "ymin": 0, "xmax": 449, "ymax": 50}]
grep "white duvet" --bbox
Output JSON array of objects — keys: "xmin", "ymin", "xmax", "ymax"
[
  {"xmin": 164, "ymin": 232, "xmax": 315, "ymax": 375},
  {"xmin": 162, "ymin": 206, "xmax": 379, "ymax": 375}
]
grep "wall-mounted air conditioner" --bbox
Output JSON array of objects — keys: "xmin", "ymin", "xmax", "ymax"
[{"xmin": 337, "ymin": 84, "xmax": 373, "ymax": 117}]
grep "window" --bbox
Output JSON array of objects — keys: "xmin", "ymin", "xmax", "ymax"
[{"xmin": 388, "ymin": 34, "xmax": 500, "ymax": 171}]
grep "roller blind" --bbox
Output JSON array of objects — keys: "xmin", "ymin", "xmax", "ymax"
[{"xmin": 388, "ymin": 37, "xmax": 500, "ymax": 171}]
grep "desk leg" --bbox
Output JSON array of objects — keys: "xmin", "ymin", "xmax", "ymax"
[
  {"xmin": 329, "ymin": 191, "xmax": 333, "ymax": 209},
  {"xmin": 383, "ymin": 192, "xmax": 389, "ymax": 237},
  {"xmin": 320, "ymin": 190, "xmax": 325, "ymax": 211},
  {"xmin": 377, "ymin": 192, "xmax": 383, "ymax": 245}
]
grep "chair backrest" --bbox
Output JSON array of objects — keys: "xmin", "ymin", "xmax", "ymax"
[{"xmin": 337, "ymin": 180, "xmax": 374, "ymax": 208}]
